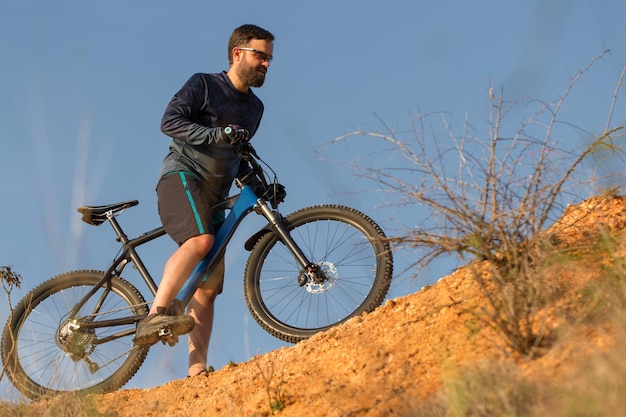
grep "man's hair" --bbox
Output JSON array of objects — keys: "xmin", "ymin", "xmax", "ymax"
[{"xmin": 228, "ymin": 24, "xmax": 274, "ymax": 65}]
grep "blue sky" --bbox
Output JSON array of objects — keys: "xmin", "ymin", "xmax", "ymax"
[{"xmin": 1, "ymin": 0, "xmax": 625, "ymax": 399}]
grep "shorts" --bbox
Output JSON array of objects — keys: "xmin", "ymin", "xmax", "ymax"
[{"xmin": 157, "ymin": 171, "xmax": 225, "ymax": 293}]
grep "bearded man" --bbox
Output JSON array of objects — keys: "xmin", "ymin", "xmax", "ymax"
[{"xmin": 134, "ymin": 24, "xmax": 275, "ymax": 379}]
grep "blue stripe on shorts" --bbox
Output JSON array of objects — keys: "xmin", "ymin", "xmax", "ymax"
[{"xmin": 179, "ymin": 172, "xmax": 205, "ymax": 234}]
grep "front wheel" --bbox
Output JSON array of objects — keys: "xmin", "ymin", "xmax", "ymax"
[
  {"xmin": 1, "ymin": 270, "xmax": 150, "ymax": 400},
  {"xmin": 244, "ymin": 205, "xmax": 393, "ymax": 343}
]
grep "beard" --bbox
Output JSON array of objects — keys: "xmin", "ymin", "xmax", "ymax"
[{"xmin": 238, "ymin": 64, "xmax": 266, "ymax": 88}]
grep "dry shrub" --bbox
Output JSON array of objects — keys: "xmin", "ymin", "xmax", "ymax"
[{"xmin": 323, "ymin": 52, "xmax": 626, "ymax": 358}]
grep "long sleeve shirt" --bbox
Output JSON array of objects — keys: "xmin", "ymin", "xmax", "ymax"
[{"xmin": 159, "ymin": 71, "xmax": 264, "ymax": 203}]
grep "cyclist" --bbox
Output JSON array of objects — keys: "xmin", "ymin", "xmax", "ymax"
[{"xmin": 134, "ymin": 24, "xmax": 275, "ymax": 379}]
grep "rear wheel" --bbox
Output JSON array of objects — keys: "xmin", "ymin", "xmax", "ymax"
[
  {"xmin": 1, "ymin": 270, "xmax": 149, "ymax": 399},
  {"xmin": 244, "ymin": 205, "xmax": 393, "ymax": 342}
]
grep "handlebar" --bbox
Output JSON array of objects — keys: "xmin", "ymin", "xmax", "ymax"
[
  {"xmin": 234, "ymin": 141, "xmax": 265, "ymax": 187},
  {"xmin": 233, "ymin": 141, "xmax": 286, "ymax": 209},
  {"xmin": 223, "ymin": 125, "xmax": 286, "ymax": 208}
]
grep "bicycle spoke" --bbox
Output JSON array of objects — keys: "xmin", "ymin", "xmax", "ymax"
[{"xmin": 3, "ymin": 271, "xmax": 149, "ymax": 398}]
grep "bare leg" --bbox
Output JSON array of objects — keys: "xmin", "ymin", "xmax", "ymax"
[
  {"xmin": 187, "ymin": 287, "xmax": 218, "ymax": 376},
  {"xmin": 150, "ymin": 234, "xmax": 214, "ymax": 315}
]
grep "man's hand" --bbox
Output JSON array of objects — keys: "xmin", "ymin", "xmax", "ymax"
[{"xmin": 223, "ymin": 125, "xmax": 250, "ymax": 144}]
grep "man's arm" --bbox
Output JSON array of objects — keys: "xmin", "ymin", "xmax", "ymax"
[{"xmin": 160, "ymin": 74, "xmax": 226, "ymax": 145}]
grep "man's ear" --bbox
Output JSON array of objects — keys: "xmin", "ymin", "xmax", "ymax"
[{"xmin": 232, "ymin": 47, "xmax": 243, "ymax": 64}]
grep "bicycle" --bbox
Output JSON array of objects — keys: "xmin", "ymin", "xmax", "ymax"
[{"xmin": 1, "ymin": 142, "xmax": 393, "ymax": 400}]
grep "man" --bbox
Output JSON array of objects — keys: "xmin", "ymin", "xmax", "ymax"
[{"xmin": 134, "ymin": 24, "xmax": 275, "ymax": 378}]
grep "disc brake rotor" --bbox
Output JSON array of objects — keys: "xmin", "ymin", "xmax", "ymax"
[{"xmin": 305, "ymin": 261, "xmax": 338, "ymax": 294}]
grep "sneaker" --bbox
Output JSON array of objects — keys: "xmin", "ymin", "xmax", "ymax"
[{"xmin": 134, "ymin": 309, "xmax": 195, "ymax": 346}]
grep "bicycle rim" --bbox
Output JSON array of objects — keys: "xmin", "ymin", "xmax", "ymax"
[
  {"xmin": 245, "ymin": 205, "xmax": 393, "ymax": 342},
  {"xmin": 2, "ymin": 271, "xmax": 149, "ymax": 399}
]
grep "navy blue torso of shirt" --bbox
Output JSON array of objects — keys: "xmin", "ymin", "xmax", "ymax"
[{"xmin": 158, "ymin": 71, "xmax": 264, "ymax": 202}]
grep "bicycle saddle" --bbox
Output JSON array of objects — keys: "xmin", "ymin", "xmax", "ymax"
[{"xmin": 77, "ymin": 200, "xmax": 139, "ymax": 226}]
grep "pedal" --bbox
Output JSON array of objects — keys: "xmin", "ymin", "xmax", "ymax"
[{"xmin": 159, "ymin": 328, "xmax": 180, "ymax": 346}]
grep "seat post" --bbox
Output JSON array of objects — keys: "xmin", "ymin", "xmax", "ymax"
[{"xmin": 106, "ymin": 211, "xmax": 129, "ymax": 244}]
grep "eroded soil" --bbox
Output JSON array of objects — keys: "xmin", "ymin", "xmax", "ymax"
[{"xmin": 27, "ymin": 195, "xmax": 626, "ymax": 416}]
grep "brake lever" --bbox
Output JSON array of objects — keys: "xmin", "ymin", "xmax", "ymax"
[{"xmin": 234, "ymin": 142, "xmax": 259, "ymax": 160}]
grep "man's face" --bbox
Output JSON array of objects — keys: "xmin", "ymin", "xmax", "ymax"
[{"xmin": 236, "ymin": 39, "xmax": 274, "ymax": 88}]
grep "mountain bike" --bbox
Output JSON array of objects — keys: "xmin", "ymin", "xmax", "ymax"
[{"xmin": 1, "ymin": 142, "xmax": 393, "ymax": 400}]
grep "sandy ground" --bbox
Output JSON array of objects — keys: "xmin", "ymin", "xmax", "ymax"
[{"xmin": 27, "ymin": 195, "xmax": 626, "ymax": 416}]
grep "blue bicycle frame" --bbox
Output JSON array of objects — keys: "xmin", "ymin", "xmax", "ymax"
[
  {"xmin": 70, "ymin": 171, "xmax": 313, "ymax": 324},
  {"xmin": 176, "ymin": 185, "xmax": 258, "ymax": 306},
  {"xmin": 177, "ymin": 183, "xmax": 314, "ymax": 306}
]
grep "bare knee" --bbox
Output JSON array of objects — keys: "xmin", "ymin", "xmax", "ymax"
[
  {"xmin": 189, "ymin": 288, "xmax": 218, "ymax": 316},
  {"xmin": 195, "ymin": 287, "xmax": 219, "ymax": 305},
  {"xmin": 184, "ymin": 234, "xmax": 214, "ymax": 257}
]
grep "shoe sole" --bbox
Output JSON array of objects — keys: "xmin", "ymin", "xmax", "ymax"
[
  {"xmin": 134, "ymin": 316, "xmax": 195, "ymax": 346},
  {"xmin": 186, "ymin": 366, "xmax": 215, "ymax": 378}
]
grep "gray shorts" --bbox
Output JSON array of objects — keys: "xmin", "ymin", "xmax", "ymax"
[{"xmin": 157, "ymin": 171, "xmax": 225, "ymax": 293}]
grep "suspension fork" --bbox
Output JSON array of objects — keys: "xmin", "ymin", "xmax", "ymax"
[{"xmin": 255, "ymin": 200, "xmax": 321, "ymax": 285}]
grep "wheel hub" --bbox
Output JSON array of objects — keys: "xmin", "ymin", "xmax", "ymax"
[
  {"xmin": 56, "ymin": 319, "xmax": 96, "ymax": 361},
  {"xmin": 304, "ymin": 261, "xmax": 337, "ymax": 294}
]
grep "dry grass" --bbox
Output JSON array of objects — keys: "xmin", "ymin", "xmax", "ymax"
[
  {"xmin": 0, "ymin": 393, "xmax": 109, "ymax": 417},
  {"xmin": 407, "ymin": 244, "xmax": 626, "ymax": 417}
]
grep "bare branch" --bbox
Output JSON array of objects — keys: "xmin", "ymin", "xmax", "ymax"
[{"xmin": 322, "ymin": 53, "xmax": 626, "ymax": 357}]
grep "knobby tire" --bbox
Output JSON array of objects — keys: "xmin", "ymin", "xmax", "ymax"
[
  {"xmin": 1, "ymin": 271, "xmax": 149, "ymax": 400},
  {"xmin": 244, "ymin": 205, "xmax": 393, "ymax": 343}
]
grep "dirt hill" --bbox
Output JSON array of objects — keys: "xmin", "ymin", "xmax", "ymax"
[{"xmin": 28, "ymin": 195, "xmax": 626, "ymax": 416}]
